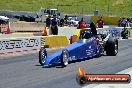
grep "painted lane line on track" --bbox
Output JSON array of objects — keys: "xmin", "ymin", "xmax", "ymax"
[{"xmin": 82, "ymin": 67, "xmax": 132, "ymax": 88}]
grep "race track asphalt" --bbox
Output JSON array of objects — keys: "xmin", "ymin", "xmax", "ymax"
[{"xmin": 0, "ymin": 39, "xmax": 132, "ymax": 88}]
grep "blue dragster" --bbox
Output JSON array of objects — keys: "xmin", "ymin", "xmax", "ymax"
[{"xmin": 39, "ymin": 29, "xmax": 118, "ymax": 67}]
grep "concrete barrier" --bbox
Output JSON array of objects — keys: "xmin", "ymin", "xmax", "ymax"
[
  {"xmin": 129, "ymin": 28, "xmax": 132, "ymax": 38},
  {"xmin": 130, "ymin": 30, "xmax": 132, "ymax": 38},
  {"xmin": 70, "ymin": 29, "xmax": 81, "ymax": 44},
  {"xmin": 10, "ymin": 22, "xmax": 44, "ymax": 32},
  {"xmin": 41, "ymin": 35, "xmax": 69, "ymax": 48},
  {"xmin": 33, "ymin": 26, "xmax": 76, "ymax": 39},
  {"xmin": 0, "ymin": 37, "xmax": 40, "ymax": 55},
  {"xmin": 73, "ymin": 29, "xmax": 81, "ymax": 37},
  {"xmin": 10, "ymin": 22, "xmax": 77, "ymax": 39},
  {"xmin": 50, "ymin": 27, "xmax": 76, "ymax": 39}
]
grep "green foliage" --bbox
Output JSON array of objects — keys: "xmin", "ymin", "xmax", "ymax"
[{"xmin": 0, "ymin": 0, "xmax": 131, "ymax": 16}]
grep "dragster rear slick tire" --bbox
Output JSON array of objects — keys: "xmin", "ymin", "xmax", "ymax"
[{"xmin": 105, "ymin": 39, "xmax": 118, "ymax": 56}]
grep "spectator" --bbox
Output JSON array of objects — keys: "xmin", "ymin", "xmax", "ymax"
[
  {"xmin": 120, "ymin": 17, "xmax": 128, "ymax": 27},
  {"xmin": 78, "ymin": 18, "xmax": 86, "ymax": 29},
  {"xmin": 64, "ymin": 15, "xmax": 68, "ymax": 25},
  {"xmin": 46, "ymin": 15, "xmax": 51, "ymax": 28},
  {"xmin": 97, "ymin": 17, "xmax": 104, "ymax": 28},
  {"xmin": 51, "ymin": 15, "xmax": 58, "ymax": 35},
  {"xmin": 118, "ymin": 17, "xmax": 123, "ymax": 27},
  {"xmin": 121, "ymin": 26, "xmax": 129, "ymax": 39},
  {"xmin": 60, "ymin": 18, "xmax": 64, "ymax": 27}
]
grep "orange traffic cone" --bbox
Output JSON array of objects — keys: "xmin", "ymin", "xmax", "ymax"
[{"xmin": 42, "ymin": 26, "xmax": 47, "ymax": 36}]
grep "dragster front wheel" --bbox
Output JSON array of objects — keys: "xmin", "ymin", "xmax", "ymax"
[{"xmin": 39, "ymin": 47, "xmax": 47, "ymax": 66}]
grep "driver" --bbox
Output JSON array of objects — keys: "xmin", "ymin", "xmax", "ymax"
[
  {"xmin": 90, "ymin": 22, "xmax": 101, "ymax": 40},
  {"xmin": 90, "ymin": 22, "xmax": 97, "ymax": 36}
]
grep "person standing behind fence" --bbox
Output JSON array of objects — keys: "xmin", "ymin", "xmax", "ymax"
[
  {"xmin": 78, "ymin": 18, "xmax": 86, "ymax": 29},
  {"xmin": 64, "ymin": 15, "xmax": 68, "ymax": 26},
  {"xmin": 120, "ymin": 17, "xmax": 128, "ymax": 27},
  {"xmin": 118, "ymin": 17, "xmax": 123, "ymax": 27},
  {"xmin": 121, "ymin": 26, "xmax": 129, "ymax": 39},
  {"xmin": 60, "ymin": 18, "xmax": 64, "ymax": 27},
  {"xmin": 97, "ymin": 17, "xmax": 104, "ymax": 28},
  {"xmin": 51, "ymin": 15, "xmax": 58, "ymax": 35},
  {"xmin": 46, "ymin": 15, "xmax": 51, "ymax": 28}
]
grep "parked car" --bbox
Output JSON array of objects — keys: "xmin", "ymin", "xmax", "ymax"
[{"xmin": 67, "ymin": 16, "xmax": 79, "ymax": 26}]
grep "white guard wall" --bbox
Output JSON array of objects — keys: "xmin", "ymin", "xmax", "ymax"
[{"xmin": 0, "ymin": 37, "xmax": 40, "ymax": 54}]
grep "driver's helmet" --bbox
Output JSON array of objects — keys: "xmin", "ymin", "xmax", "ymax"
[{"xmin": 79, "ymin": 30, "xmax": 92, "ymax": 39}]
